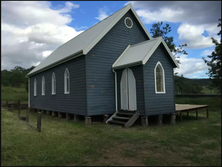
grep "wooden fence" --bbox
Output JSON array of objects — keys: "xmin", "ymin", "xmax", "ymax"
[
  {"xmin": 1, "ymin": 100, "xmax": 41, "ymax": 132},
  {"xmin": 1, "ymin": 100, "xmax": 28, "ymax": 110}
]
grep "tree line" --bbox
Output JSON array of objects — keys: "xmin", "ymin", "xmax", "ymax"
[{"xmin": 1, "ymin": 66, "xmax": 35, "ymax": 91}]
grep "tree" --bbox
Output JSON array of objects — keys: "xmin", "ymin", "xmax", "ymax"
[
  {"xmin": 150, "ymin": 21, "xmax": 188, "ymax": 64},
  {"xmin": 203, "ymin": 19, "xmax": 221, "ymax": 93}
]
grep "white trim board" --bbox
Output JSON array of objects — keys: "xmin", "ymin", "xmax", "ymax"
[{"xmin": 113, "ymin": 37, "xmax": 179, "ymax": 70}]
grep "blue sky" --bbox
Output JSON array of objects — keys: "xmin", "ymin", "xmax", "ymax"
[{"xmin": 1, "ymin": 1, "xmax": 221, "ymax": 78}]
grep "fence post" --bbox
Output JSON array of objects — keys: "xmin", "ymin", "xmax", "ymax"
[
  {"xmin": 37, "ymin": 112, "xmax": 42, "ymax": 132},
  {"xmin": 18, "ymin": 100, "xmax": 21, "ymax": 117},
  {"xmin": 26, "ymin": 107, "xmax": 30, "ymax": 124},
  {"xmin": 11, "ymin": 105, "xmax": 14, "ymax": 112}
]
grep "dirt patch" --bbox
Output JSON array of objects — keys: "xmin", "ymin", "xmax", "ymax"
[
  {"xmin": 91, "ymin": 143, "xmax": 145, "ymax": 166},
  {"xmin": 89, "ymin": 141, "xmax": 196, "ymax": 166}
]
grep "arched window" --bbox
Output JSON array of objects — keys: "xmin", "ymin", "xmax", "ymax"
[
  {"xmin": 34, "ymin": 78, "xmax": 37, "ymax": 96},
  {"xmin": 64, "ymin": 68, "xmax": 70, "ymax": 94},
  {"xmin": 154, "ymin": 62, "xmax": 165, "ymax": 93},
  {"xmin": 42, "ymin": 76, "xmax": 45, "ymax": 95},
  {"xmin": 52, "ymin": 73, "xmax": 56, "ymax": 95}
]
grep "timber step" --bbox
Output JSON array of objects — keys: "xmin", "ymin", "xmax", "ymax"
[
  {"xmin": 116, "ymin": 112, "xmax": 135, "ymax": 116},
  {"xmin": 113, "ymin": 116, "xmax": 130, "ymax": 120},
  {"xmin": 107, "ymin": 111, "xmax": 140, "ymax": 127},
  {"xmin": 109, "ymin": 120, "xmax": 127, "ymax": 125}
]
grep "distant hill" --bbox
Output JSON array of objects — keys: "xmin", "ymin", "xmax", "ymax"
[
  {"xmin": 174, "ymin": 76, "xmax": 220, "ymax": 95},
  {"xmin": 184, "ymin": 78, "xmax": 212, "ymax": 87},
  {"xmin": 174, "ymin": 76, "xmax": 212, "ymax": 87}
]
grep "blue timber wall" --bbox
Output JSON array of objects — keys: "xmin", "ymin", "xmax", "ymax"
[
  {"xmin": 86, "ymin": 10, "xmax": 149, "ymax": 116},
  {"xmin": 116, "ymin": 65, "xmax": 145, "ymax": 116},
  {"xmin": 143, "ymin": 44, "xmax": 176, "ymax": 116},
  {"xmin": 29, "ymin": 56, "xmax": 87, "ymax": 116}
]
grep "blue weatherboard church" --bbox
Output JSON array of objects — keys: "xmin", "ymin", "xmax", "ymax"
[{"xmin": 27, "ymin": 4, "xmax": 179, "ymax": 127}]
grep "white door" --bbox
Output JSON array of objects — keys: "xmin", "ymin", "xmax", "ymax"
[{"xmin": 120, "ymin": 68, "xmax": 137, "ymax": 111}]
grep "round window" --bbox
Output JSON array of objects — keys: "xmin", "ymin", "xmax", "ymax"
[{"xmin": 124, "ymin": 17, "xmax": 133, "ymax": 28}]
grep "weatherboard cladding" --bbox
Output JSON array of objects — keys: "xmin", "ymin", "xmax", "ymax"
[
  {"xmin": 143, "ymin": 44, "xmax": 175, "ymax": 116},
  {"xmin": 30, "ymin": 56, "xmax": 86, "ymax": 115},
  {"xmin": 116, "ymin": 65, "xmax": 145, "ymax": 116},
  {"xmin": 86, "ymin": 10, "xmax": 149, "ymax": 116}
]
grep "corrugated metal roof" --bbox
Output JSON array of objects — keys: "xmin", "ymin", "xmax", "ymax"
[
  {"xmin": 112, "ymin": 37, "xmax": 179, "ymax": 69},
  {"xmin": 27, "ymin": 3, "xmax": 152, "ymax": 76}
]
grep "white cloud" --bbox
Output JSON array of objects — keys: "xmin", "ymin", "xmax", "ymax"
[
  {"xmin": 42, "ymin": 51, "xmax": 53, "ymax": 58},
  {"xmin": 175, "ymin": 54, "xmax": 209, "ymax": 78},
  {"xmin": 177, "ymin": 23, "xmax": 220, "ymax": 49},
  {"xmin": 201, "ymin": 48, "xmax": 214, "ymax": 57},
  {"xmin": 127, "ymin": 1, "xmax": 221, "ymax": 49},
  {"xmin": 135, "ymin": 8, "xmax": 184, "ymax": 24},
  {"xmin": 95, "ymin": 8, "xmax": 109, "ymax": 21},
  {"xmin": 1, "ymin": 1, "xmax": 83, "ymax": 70}
]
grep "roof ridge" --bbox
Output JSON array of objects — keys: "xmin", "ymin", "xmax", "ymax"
[{"xmin": 54, "ymin": 4, "xmax": 129, "ymax": 52}]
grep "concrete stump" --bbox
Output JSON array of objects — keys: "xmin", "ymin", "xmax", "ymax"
[
  {"xmin": 52, "ymin": 111, "xmax": 57, "ymax": 117},
  {"xmin": 66, "ymin": 113, "xmax": 71, "ymax": 120},
  {"xmin": 85, "ymin": 117, "xmax": 91, "ymax": 125},
  {"xmin": 58, "ymin": 112, "xmax": 63, "ymax": 118},
  {"xmin": 141, "ymin": 117, "xmax": 148, "ymax": 127},
  {"xmin": 157, "ymin": 115, "xmax": 163, "ymax": 126},
  {"xmin": 103, "ymin": 114, "xmax": 109, "ymax": 123},
  {"xmin": 170, "ymin": 113, "xmax": 176, "ymax": 125},
  {"xmin": 74, "ymin": 115, "xmax": 79, "ymax": 122}
]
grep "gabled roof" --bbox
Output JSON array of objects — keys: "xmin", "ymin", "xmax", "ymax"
[
  {"xmin": 27, "ymin": 3, "xmax": 152, "ymax": 76},
  {"xmin": 112, "ymin": 37, "xmax": 179, "ymax": 69}
]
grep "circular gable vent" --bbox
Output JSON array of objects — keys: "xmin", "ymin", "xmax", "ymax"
[{"xmin": 124, "ymin": 17, "xmax": 133, "ymax": 28}]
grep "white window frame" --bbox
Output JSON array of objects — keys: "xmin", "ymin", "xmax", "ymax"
[
  {"xmin": 34, "ymin": 78, "xmax": 37, "ymax": 96},
  {"xmin": 64, "ymin": 68, "xmax": 70, "ymax": 94},
  {"xmin": 124, "ymin": 17, "xmax": 133, "ymax": 28},
  {"xmin": 42, "ymin": 76, "xmax": 45, "ymax": 96},
  {"xmin": 52, "ymin": 73, "xmax": 56, "ymax": 95},
  {"xmin": 154, "ymin": 61, "xmax": 166, "ymax": 94}
]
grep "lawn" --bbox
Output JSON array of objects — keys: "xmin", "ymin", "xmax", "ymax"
[
  {"xmin": 201, "ymin": 86, "xmax": 220, "ymax": 95},
  {"xmin": 1, "ymin": 86, "xmax": 28, "ymax": 102},
  {"xmin": 1, "ymin": 97, "xmax": 221, "ymax": 166}
]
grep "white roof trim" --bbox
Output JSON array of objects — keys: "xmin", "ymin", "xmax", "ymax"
[
  {"xmin": 128, "ymin": 4, "xmax": 152, "ymax": 40},
  {"xmin": 142, "ymin": 37, "xmax": 179, "ymax": 68},
  {"xmin": 112, "ymin": 45, "xmax": 131, "ymax": 68},
  {"xmin": 113, "ymin": 37, "xmax": 179, "ymax": 69},
  {"xmin": 83, "ymin": 4, "xmax": 152, "ymax": 54}
]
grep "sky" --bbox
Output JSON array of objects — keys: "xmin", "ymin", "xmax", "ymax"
[{"xmin": 1, "ymin": 1, "xmax": 221, "ymax": 78}]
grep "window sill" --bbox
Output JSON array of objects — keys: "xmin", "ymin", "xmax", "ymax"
[
  {"xmin": 52, "ymin": 93, "xmax": 56, "ymax": 95},
  {"xmin": 64, "ymin": 92, "xmax": 70, "ymax": 94},
  {"xmin": 155, "ymin": 92, "xmax": 166, "ymax": 94}
]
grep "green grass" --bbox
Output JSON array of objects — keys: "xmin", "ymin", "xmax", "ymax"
[
  {"xmin": 201, "ymin": 86, "xmax": 220, "ymax": 95},
  {"xmin": 1, "ymin": 85, "xmax": 28, "ymax": 102},
  {"xmin": 1, "ymin": 97, "xmax": 221, "ymax": 166}
]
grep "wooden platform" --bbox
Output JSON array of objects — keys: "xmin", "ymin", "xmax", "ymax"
[{"xmin": 175, "ymin": 104, "xmax": 209, "ymax": 122}]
